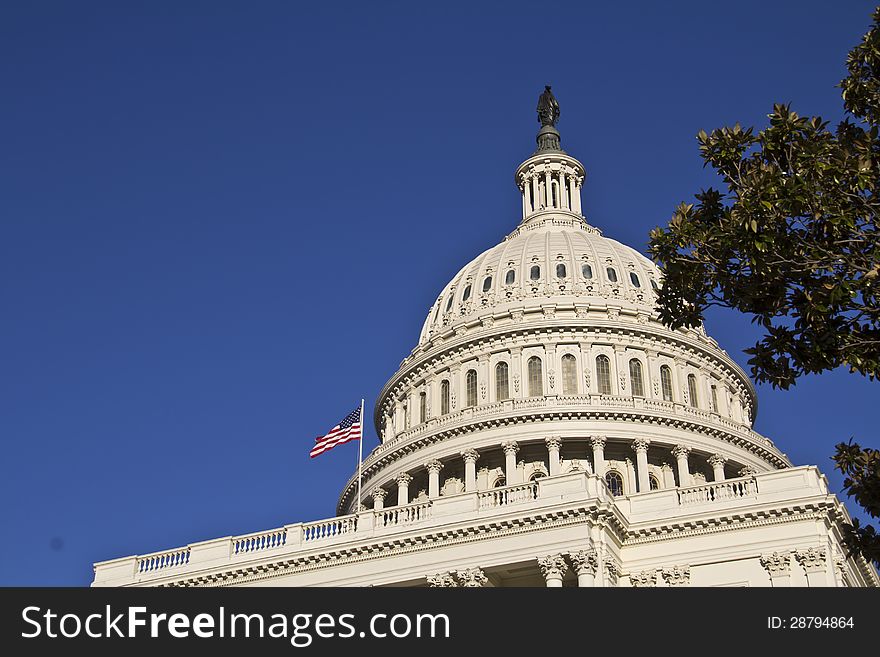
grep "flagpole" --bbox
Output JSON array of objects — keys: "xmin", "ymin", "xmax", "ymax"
[{"xmin": 356, "ymin": 398, "xmax": 364, "ymax": 512}]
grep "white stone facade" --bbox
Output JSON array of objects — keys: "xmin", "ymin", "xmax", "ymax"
[{"xmin": 91, "ymin": 103, "xmax": 878, "ymax": 589}]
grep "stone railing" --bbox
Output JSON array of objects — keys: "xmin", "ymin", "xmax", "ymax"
[
  {"xmin": 478, "ymin": 482, "xmax": 538, "ymax": 510},
  {"xmin": 136, "ymin": 547, "xmax": 191, "ymax": 574},
  {"xmin": 94, "ymin": 468, "xmax": 825, "ymax": 587},
  {"xmin": 677, "ymin": 477, "xmax": 758, "ymax": 506},
  {"xmin": 232, "ymin": 527, "xmax": 287, "ymax": 556},
  {"xmin": 302, "ymin": 515, "xmax": 357, "ymax": 543},
  {"xmin": 376, "ymin": 502, "xmax": 431, "ymax": 528}
]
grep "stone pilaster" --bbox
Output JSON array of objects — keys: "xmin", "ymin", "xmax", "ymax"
[
  {"xmin": 662, "ymin": 565, "xmax": 690, "ymax": 587},
  {"xmin": 760, "ymin": 552, "xmax": 792, "ymax": 587},
  {"xmin": 427, "ymin": 572, "xmax": 457, "ymax": 587},
  {"xmin": 630, "ymin": 570, "xmax": 658, "ymax": 587},
  {"xmin": 795, "ymin": 547, "xmax": 829, "ymax": 587}
]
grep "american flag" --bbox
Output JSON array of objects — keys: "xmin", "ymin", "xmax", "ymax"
[{"xmin": 310, "ymin": 406, "xmax": 362, "ymax": 458}]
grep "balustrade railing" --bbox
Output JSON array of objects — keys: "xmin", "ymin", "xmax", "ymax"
[
  {"xmin": 478, "ymin": 482, "xmax": 538, "ymax": 510},
  {"xmin": 233, "ymin": 528, "xmax": 287, "ymax": 555},
  {"xmin": 677, "ymin": 477, "xmax": 757, "ymax": 506},
  {"xmin": 136, "ymin": 547, "xmax": 190, "ymax": 574},
  {"xmin": 302, "ymin": 515, "xmax": 357, "ymax": 542},
  {"xmin": 377, "ymin": 502, "xmax": 431, "ymax": 528}
]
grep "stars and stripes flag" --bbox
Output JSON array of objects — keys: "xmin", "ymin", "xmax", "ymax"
[{"xmin": 310, "ymin": 405, "xmax": 362, "ymax": 458}]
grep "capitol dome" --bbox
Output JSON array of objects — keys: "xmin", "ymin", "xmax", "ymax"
[
  {"xmin": 92, "ymin": 87, "xmax": 876, "ymax": 589},
  {"xmin": 336, "ymin": 91, "xmax": 785, "ymax": 517}
]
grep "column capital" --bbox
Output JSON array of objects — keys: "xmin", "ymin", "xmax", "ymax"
[
  {"xmin": 460, "ymin": 448, "xmax": 480, "ymax": 464},
  {"xmin": 661, "ymin": 565, "xmax": 690, "ymax": 587},
  {"xmin": 456, "ymin": 567, "xmax": 488, "ymax": 587},
  {"xmin": 760, "ymin": 551, "xmax": 792, "ymax": 576},
  {"xmin": 631, "ymin": 438, "xmax": 650, "ymax": 453},
  {"xmin": 371, "ymin": 487, "xmax": 388, "ymax": 501},
  {"xmin": 671, "ymin": 444, "xmax": 691, "ymax": 459},
  {"xmin": 395, "ymin": 473, "xmax": 413, "ymax": 487},
  {"xmin": 501, "ymin": 440, "xmax": 519, "ymax": 455},
  {"xmin": 739, "ymin": 465, "xmax": 758, "ymax": 477},
  {"xmin": 708, "ymin": 453, "xmax": 727, "ymax": 468},
  {"xmin": 545, "ymin": 435, "xmax": 563, "ymax": 450},
  {"xmin": 794, "ymin": 547, "xmax": 827, "ymax": 573},
  {"xmin": 567, "ymin": 549, "xmax": 598, "ymax": 575},
  {"xmin": 630, "ymin": 570, "xmax": 658, "ymax": 587},
  {"xmin": 605, "ymin": 558, "xmax": 621, "ymax": 587},
  {"xmin": 590, "ymin": 435, "xmax": 607, "ymax": 449},
  {"xmin": 425, "ymin": 459, "xmax": 444, "ymax": 473},
  {"xmin": 427, "ymin": 572, "xmax": 458, "ymax": 587},
  {"xmin": 537, "ymin": 554, "xmax": 569, "ymax": 580}
]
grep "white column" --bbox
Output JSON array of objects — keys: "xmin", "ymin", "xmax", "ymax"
[
  {"xmin": 632, "ymin": 438, "xmax": 650, "ymax": 492},
  {"xmin": 502, "ymin": 441, "xmax": 519, "ymax": 484},
  {"xmin": 708, "ymin": 454, "xmax": 726, "ymax": 482},
  {"xmin": 531, "ymin": 174, "xmax": 539, "ymax": 212},
  {"xmin": 571, "ymin": 175, "xmax": 582, "ymax": 214},
  {"xmin": 624, "ymin": 458, "xmax": 636, "ymax": 493},
  {"xmin": 546, "ymin": 436, "xmax": 562, "ymax": 475},
  {"xmin": 425, "ymin": 460, "xmax": 443, "ymax": 498},
  {"xmin": 461, "ymin": 449, "xmax": 479, "ymax": 492},
  {"xmin": 538, "ymin": 554, "xmax": 568, "ymax": 587},
  {"xmin": 558, "ymin": 170, "xmax": 567, "ymax": 209},
  {"xmin": 672, "ymin": 445, "xmax": 691, "ymax": 487},
  {"xmin": 569, "ymin": 549, "xmax": 598, "ymax": 587},
  {"xmin": 795, "ymin": 548, "xmax": 830, "ymax": 587},
  {"xmin": 395, "ymin": 473, "xmax": 412, "ymax": 506},
  {"xmin": 544, "ymin": 169, "xmax": 552, "ymax": 208},
  {"xmin": 521, "ymin": 177, "xmax": 530, "ymax": 218},
  {"xmin": 760, "ymin": 552, "xmax": 792, "ymax": 587},
  {"xmin": 371, "ymin": 487, "xmax": 387, "ymax": 511},
  {"xmin": 590, "ymin": 435, "xmax": 606, "ymax": 477},
  {"xmin": 661, "ymin": 462, "xmax": 676, "ymax": 488}
]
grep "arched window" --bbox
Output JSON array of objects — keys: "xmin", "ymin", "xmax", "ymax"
[
  {"xmin": 551, "ymin": 180, "xmax": 558, "ymax": 207},
  {"xmin": 710, "ymin": 385, "xmax": 719, "ymax": 413},
  {"xmin": 529, "ymin": 471, "xmax": 547, "ymax": 482},
  {"xmin": 462, "ymin": 284, "xmax": 471, "ymax": 302},
  {"xmin": 596, "ymin": 355, "xmax": 612, "ymax": 395},
  {"xmin": 482, "ymin": 276, "xmax": 492, "ymax": 292},
  {"xmin": 561, "ymin": 354, "xmax": 577, "ymax": 395},
  {"xmin": 527, "ymin": 356, "xmax": 543, "ymax": 397},
  {"xmin": 432, "ymin": 302, "xmax": 441, "ymax": 323},
  {"xmin": 402, "ymin": 402, "xmax": 408, "ymax": 430},
  {"xmin": 505, "ymin": 269, "xmax": 516, "ymax": 285},
  {"xmin": 530, "ymin": 265, "xmax": 541, "ymax": 281},
  {"xmin": 649, "ymin": 475, "xmax": 660, "ymax": 490},
  {"xmin": 687, "ymin": 374, "xmax": 699, "ymax": 407},
  {"xmin": 629, "ymin": 272, "xmax": 641, "ymax": 288},
  {"xmin": 556, "ymin": 263, "xmax": 567, "ymax": 278},
  {"xmin": 582, "ymin": 263, "xmax": 593, "ymax": 279},
  {"xmin": 419, "ymin": 391, "xmax": 426, "ymax": 423},
  {"xmin": 605, "ymin": 471, "xmax": 624, "ymax": 496},
  {"xmin": 466, "ymin": 369, "xmax": 478, "ymax": 407},
  {"xmin": 606, "ymin": 267, "xmax": 618, "ymax": 283},
  {"xmin": 495, "ymin": 362, "xmax": 510, "ymax": 401},
  {"xmin": 650, "ymin": 279, "xmax": 659, "ymax": 291},
  {"xmin": 629, "ymin": 359, "xmax": 645, "ymax": 397},
  {"xmin": 440, "ymin": 380, "xmax": 450, "ymax": 415},
  {"xmin": 493, "ymin": 476, "xmax": 506, "ymax": 488},
  {"xmin": 445, "ymin": 295, "xmax": 454, "ymax": 312},
  {"xmin": 660, "ymin": 365, "xmax": 673, "ymax": 401}
]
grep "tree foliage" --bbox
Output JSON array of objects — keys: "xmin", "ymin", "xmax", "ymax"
[{"xmin": 649, "ymin": 8, "xmax": 880, "ymax": 568}]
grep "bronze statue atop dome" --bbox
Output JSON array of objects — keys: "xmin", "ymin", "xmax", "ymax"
[{"xmin": 537, "ymin": 85, "xmax": 560, "ymax": 127}]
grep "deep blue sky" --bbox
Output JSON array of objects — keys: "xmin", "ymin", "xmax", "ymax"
[{"xmin": 2, "ymin": 1, "xmax": 877, "ymax": 586}]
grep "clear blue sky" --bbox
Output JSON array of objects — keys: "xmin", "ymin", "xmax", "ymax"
[{"xmin": 2, "ymin": 1, "xmax": 877, "ymax": 586}]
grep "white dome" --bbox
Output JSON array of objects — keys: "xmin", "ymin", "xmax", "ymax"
[{"xmin": 419, "ymin": 216, "xmax": 664, "ymax": 345}]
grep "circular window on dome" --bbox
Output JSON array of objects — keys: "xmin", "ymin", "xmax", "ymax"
[
  {"xmin": 582, "ymin": 263, "xmax": 593, "ymax": 279},
  {"xmin": 556, "ymin": 263, "xmax": 566, "ymax": 278},
  {"xmin": 482, "ymin": 276, "xmax": 492, "ymax": 292},
  {"xmin": 505, "ymin": 269, "xmax": 515, "ymax": 285},
  {"xmin": 530, "ymin": 265, "xmax": 541, "ymax": 281},
  {"xmin": 606, "ymin": 267, "xmax": 618, "ymax": 283},
  {"xmin": 462, "ymin": 285, "xmax": 471, "ymax": 302},
  {"xmin": 629, "ymin": 272, "xmax": 641, "ymax": 288}
]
